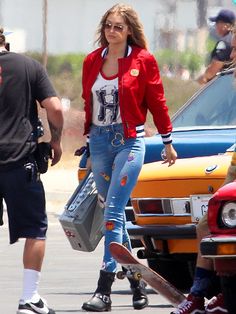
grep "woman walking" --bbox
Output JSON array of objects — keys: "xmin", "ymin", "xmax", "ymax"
[{"xmin": 81, "ymin": 3, "xmax": 177, "ymax": 311}]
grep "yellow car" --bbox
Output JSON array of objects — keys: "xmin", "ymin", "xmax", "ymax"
[{"xmin": 127, "ymin": 146, "xmax": 234, "ymax": 290}]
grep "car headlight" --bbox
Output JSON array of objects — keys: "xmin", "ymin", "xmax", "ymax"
[{"xmin": 221, "ymin": 202, "xmax": 236, "ymax": 228}]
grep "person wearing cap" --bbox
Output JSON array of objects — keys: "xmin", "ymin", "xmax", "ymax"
[{"xmin": 197, "ymin": 9, "xmax": 235, "ymax": 85}]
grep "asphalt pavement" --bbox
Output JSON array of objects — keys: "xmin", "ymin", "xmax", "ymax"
[{"xmin": 0, "ymin": 169, "xmax": 177, "ymax": 313}]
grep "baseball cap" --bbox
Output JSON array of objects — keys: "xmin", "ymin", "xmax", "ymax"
[{"xmin": 209, "ymin": 9, "xmax": 235, "ymax": 24}]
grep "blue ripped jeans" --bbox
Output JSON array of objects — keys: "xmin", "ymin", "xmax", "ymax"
[{"xmin": 89, "ymin": 124, "xmax": 145, "ymax": 273}]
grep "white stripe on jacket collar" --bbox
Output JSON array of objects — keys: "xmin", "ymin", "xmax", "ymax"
[{"xmin": 101, "ymin": 45, "xmax": 132, "ymax": 58}]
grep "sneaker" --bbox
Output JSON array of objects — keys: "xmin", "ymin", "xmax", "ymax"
[
  {"xmin": 170, "ymin": 294, "xmax": 205, "ymax": 314},
  {"xmin": 17, "ymin": 298, "xmax": 56, "ymax": 314},
  {"xmin": 205, "ymin": 293, "xmax": 228, "ymax": 313}
]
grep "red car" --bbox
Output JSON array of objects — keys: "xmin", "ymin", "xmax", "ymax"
[{"xmin": 200, "ymin": 181, "xmax": 236, "ymax": 314}]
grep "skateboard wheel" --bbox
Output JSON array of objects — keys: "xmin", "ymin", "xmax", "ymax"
[
  {"xmin": 133, "ymin": 272, "xmax": 142, "ymax": 281},
  {"xmin": 116, "ymin": 271, "xmax": 125, "ymax": 280}
]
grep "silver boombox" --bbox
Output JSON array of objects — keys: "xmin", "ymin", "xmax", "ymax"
[{"xmin": 59, "ymin": 170, "xmax": 104, "ymax": 252}]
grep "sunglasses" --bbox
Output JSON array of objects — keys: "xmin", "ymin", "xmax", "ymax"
[{"xmin": 104, "ymin": 22, "xmax": 125, "ymax": 32}]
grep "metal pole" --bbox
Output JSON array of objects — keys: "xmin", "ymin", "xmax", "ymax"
[
  {"xmin": 197, "ymin": 0, "xmax": 208, "ymax": 28},
  {"xmin": 42, "ymin": 0, "xmax": 48, "ymax": 68}
]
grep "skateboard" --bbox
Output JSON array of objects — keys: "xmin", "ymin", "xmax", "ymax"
[{"xmin": 109, "ymin": 242, "xmax": 186, "ymax": 307}]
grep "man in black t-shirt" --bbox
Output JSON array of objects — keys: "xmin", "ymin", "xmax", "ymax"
[
  {"xmin": 197, "ymin": 9, "xmax": 235, "ymax": 85},
  {"xmin": 0, "ymin": 28, "xmax": 63, "ymax": 314}
]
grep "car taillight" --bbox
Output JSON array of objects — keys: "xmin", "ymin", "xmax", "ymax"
[
  {"xmin": 138, "ymin": 199, "xmax": 164, "ymax": 214},
  {"xmin": 221, "ymin": 202, "xmax": 236, "ymax": 228},
  {"xmin": 132, "ymin": 198, "xmax": 191, "ymax": 215}
]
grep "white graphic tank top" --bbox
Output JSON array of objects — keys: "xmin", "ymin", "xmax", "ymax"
[{"xmin": 91, "ymin": 71, "xmax": 121, "ymax": 126}]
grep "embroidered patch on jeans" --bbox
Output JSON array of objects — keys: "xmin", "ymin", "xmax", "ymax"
[
  {"xmin": 100, "ymin": 172, "xmax": 110, "ymax": 181},
  {"xmin": 128, "ymin": 152, "xmax": 134, "ymax": 162},
  {"xmin": 105, "ymin": 221, "xmax": 115, "ymax": 230},
  {"xmin": 120, "ymin": 175, "xmax": 128, "ymax": 186}
]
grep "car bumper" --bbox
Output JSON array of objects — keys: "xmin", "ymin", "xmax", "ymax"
[
  {"xmin": 201, "ymin": 235, "xmax": 236, "ymax": 258},
  {"xmin": 126, "ymin": 221, "xmax": 197, "ymax": 254},
  {"xmin": 200, "ymin": 235, "xmax": 236, "ymax": 275},
  {"xmin": 127, "ymin": 221, "xmax": 196, "ymax": 239}
]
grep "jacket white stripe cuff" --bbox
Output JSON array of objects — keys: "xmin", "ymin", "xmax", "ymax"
[
  {"xmin": 136, "ymin": 125, "xmax": 145, "ymax": 137},
  {"xmin": 161, "ymin": 133, "xmax": 172, "ymax": 144}
]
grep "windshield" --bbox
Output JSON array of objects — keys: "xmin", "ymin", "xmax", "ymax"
[{"xmin": 172, "ymin": 73, "xmax": 236, "ymax": 128}]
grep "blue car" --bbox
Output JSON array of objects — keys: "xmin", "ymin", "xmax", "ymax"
[
  {"xmin": 145, "ymin": 68, "xmax": 236, "ymax": 163},
  {"xmin": 79, "ymin": 68, "xmax": 236, "ymax": 169}
]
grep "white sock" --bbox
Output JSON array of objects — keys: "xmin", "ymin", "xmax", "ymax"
[{"xmin": 20, "ymin": 269, "xmax": 41, "ymax": 304}]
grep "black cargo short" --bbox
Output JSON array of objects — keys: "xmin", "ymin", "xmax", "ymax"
[{"xmin": 0, "ymin": 161, "xmax": 48, "ymax": 244}]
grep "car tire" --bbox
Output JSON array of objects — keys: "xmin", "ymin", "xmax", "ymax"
[
  {"xmin": 147, "ymin": 258, "xmax": 195, "ymax": 291},
  {"xmin": 221, "ymin": 275, "xmax": 236, "ymax": 314}
]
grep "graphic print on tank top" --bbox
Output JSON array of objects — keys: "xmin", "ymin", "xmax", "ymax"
[
  {"xmin": 92, "ymin": 73, "xmax": 121, "ymax": 126},
  {"xmin": 96, "ymin": 84, "xmax": 119, "ymax": 123}
]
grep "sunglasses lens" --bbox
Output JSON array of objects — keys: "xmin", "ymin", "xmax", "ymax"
[
  {"xmin": 114, "ymin": 25, "xmax": 124, "ymax": 32},
  {"xmin": 104, "ymin": 23, "xmax": 124, "ymax": 32},
  {"xmin": 104, "ymin": 23, "xmax": 112, "ymax": 30}
]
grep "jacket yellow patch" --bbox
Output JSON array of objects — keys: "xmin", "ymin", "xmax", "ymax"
[{"xmin": 130, "ymin": 69, "xmax": 139, "ymax": 76}]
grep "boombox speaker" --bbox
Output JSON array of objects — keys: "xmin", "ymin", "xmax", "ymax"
[{"xmin": 59, "ymin": 170, "xmax": 104, "ymax": 252}]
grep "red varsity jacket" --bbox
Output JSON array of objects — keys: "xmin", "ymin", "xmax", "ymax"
[{"xmin": 82, "ymin": 45, "xmax": 172, "ymax": 144}]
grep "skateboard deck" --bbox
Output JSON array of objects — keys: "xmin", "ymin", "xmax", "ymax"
[{"xmin": 110, "ymin": 242, "xmax": 186, "ymax": 307}]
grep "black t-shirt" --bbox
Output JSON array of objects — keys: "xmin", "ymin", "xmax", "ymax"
[
  {"xmin": 210, "ymin": 32, "xmax": 232, "ymax": 69},
  {"xmin": 0, "ymin": 51, "xmax": 56, "ymax": 165}
]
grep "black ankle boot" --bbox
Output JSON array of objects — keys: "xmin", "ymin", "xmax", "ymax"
[
  {"xmin": 82, "ymin": 270, "xmax": 115, "ymax": 312},
  {"xmin": 122, "ymin": 267, "xmax": 149, "ymax": 310},
  {"xmin": 131, "ymin": 283, "xmax": 149, "ymax": 310}
]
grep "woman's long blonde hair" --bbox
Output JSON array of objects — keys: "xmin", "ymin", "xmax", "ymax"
[{"xmin": 95, "ymin": 3, "xmax": 148, "ymax": 49}]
